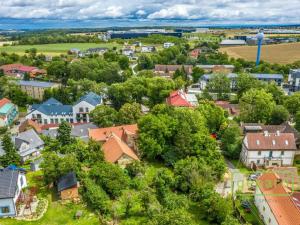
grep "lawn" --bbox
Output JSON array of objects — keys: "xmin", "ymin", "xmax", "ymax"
[
  {"xmin": 0, "ymin": 171, "xmax": 99, "ymax": 225},
  {"xmin": 219, "ymin": 42, "xmax": 300, "ymax": 64},
  {"xmin": 0, "ymin": 42, "xmax": 122, "ymax": 56}
]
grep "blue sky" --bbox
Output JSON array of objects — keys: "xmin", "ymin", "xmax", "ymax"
[{"xmin": 0, "ymin": 0, "xmax": 299, "ymax": 24}]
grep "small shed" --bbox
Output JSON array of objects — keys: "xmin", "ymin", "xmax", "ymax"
[{"xmin": 57, "ymin": 172, "xmax": 79, "ymax": 201}]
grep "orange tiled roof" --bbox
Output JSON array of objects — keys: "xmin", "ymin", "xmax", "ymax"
[
  {"xmin": 244, "ymin": 132, "xmax": 296, "ymax": 151},
  {"xmin": 102, "ymin": 134, "xmax": 139, "ymax": 163},
  {"xmin": 257, "ymin": 172, "xmax": 300, "ymax": 225},
  {"xmin": 89, "ymin": 124, "xmax": 138, "ymax": 142},
  {"xmin": 0, "ymin": 98, "xmax": 11, "ymax": 108}
]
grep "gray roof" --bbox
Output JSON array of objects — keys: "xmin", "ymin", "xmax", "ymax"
[
  {"xmin": 42, "ymin": 123, "xmax": 98, "ymax": 141},
  {"xmin": 197, "ymin": 65, "xmax": 235, "ymax": 69},
  {"xmin": 19, "ymin": 80, "xmax": 57, "ymax": 88},
  {"xmin": 74, "ymin": 92, "xmax": 102, "ymax": 107},
  {"xmin": 0, "ymin": 170, "xmax": 20, "ymax": 198},
  {"xmin": 57, "ymin": 172, "xmax": 78, "ymax": 192},
  {"xmin": 220, "ymin": 39, "xmax": 246, "ymax": 45},
  {"xmin": 252, "ymin": 73, "xmax": 283, "ymax": 79},
  {"xmin": 201, "ymin": 73, "xmax": 237, "ymax": 81},
  {"xmin": 31, "ymin": 98, "xmax": 73, "ymax": 116},
  {"xmin": 15, "ymin": 129, "xmax": 44, "ymax": 157}
]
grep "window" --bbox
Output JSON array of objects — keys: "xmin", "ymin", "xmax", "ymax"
[
  {"xmin": 1, "ymin": 206, "xmax": 10, "ymax": 214},
  {"xmin": 20, "ymin": 176, "xmax": 24, "ymax": 187},
  {"xmin": 281, "ymin": 151, "xmax": 284, "ymax": 156},
  {"xmin": 79, "ymin": 107, "xmax": 84, "ymax": 113},
  {"xmin": 269, "ymin": 218, "xmax": 271, "ymax": 223},
  {"xmin": 50, "ymin": 119, "xmax": 54, "ymax": 124},
  {"xmin": 44, "ymin": 119, "xmax": 48, "ymax": 124},
  {"xmin": 257, "ymin": 160, "xmax": 260, "ymax": 164},
  {"xmin": 258, "ymin": 151, "xmax": 261, "ymax": 156},
  {"xmin": 70, "ymin": 119, "xmax": 74, "ymax": 123},
  {"xmin": 55, "ymin": 119, "xmax": 59, "ymax": 123},
  {"xmin": 263, "ymin": 206, "xmax": 265, "ymax": 211},
  {"xmin": 85, "ymin": 107, "xmax": 89, "ymax": 112}
]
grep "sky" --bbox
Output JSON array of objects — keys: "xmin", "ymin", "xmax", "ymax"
[{"xmin": 0, "ymin": 0, "xmax": 300, "ymax": 29}]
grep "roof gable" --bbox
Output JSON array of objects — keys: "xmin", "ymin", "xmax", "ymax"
[
  {"xmin": 57, "ymin": 172, "xmax": 78, "ymax": 192},
  {"xmin": 0, "ymin": 170, "xmax": 20, "ymax": 198},
  {"xmin": 75, "ymin": 92, "xmax": 102, "ymax": 107}
]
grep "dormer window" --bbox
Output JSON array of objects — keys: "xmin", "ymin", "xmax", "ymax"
[
  {"xmin": 285, "ymin": 140, "xmax": 289, "ymax": 145},
  {"xmin": 272, "ymin": 140, "xmax": 276, "ymax": 146},
  {"xmin": 256, "ymin": 140, "xmax": 260, "ymax": 145}
]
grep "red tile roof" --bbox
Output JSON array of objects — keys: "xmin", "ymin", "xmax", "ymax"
[
  {"xmin": 89, "ymin": 124, "xmax": 138, "ymax": 142},
  {"xmin": 257, "ymin": 172, "xmax": 300, "ymax": 225},
  {"xmin": 0, "ymin": 98, "xmax": 11, "ymax": 108},
  {"xmin": 102, "ymin": 134, "xmax": 139, "ymax": 163},
  {"xmin": 166, "ymin": 90, "xmax": 193, "ymax": 107},
  {"xmin": 244, "ymin": 132, "xmax": 297, "ymax": 151}
]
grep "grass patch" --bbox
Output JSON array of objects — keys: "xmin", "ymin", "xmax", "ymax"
[
  {"xmin": 0, "ymin": 42, "xmax": 122, "ymax": 56},
  {"xmin": 230, "ymin": 159, "xmax": 253, "ymax": 175}
]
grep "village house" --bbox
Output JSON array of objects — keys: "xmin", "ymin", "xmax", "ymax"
[
  {"xmin": 214, "ymin": 101, "xmax": 240, "ymax": 117},
  {"xmin": 26, "ymin": 92, "xmax": 102, "ymax": 125},
  {"xmin": 18, "ymin": 80, "xmax": 60, "ymax": 101},
  {"xmin": 141, "ymin": 46, "xmax": 156, "ymax": 53},
  {"xmin": 89, "ymin": 124, "xmax": 139, "ymax": 167},
  {"xmin": 57, "ymin": 172, "xmax": 80, "ymax": 201},
  {"xmin": 163, "ymin": 42, "xmax": 175, "ymax": 48},
  {"xmin": 14, "ymin": 129, "xmax": 44, "ymax": 162},
  {"xmin": 255, "ymin": 172, "xmax": 300, "ymax": 225},
  {"xmin": 154, "ymin": 64, "xmax": 193, "ymax": 79},
  {"xmin": 122, "ymin": 48, "xmax": 135, "ymax": 57},
  {"xmin": 0, "ymin": 170, "xmax": 27, "ymax": 218},
  {"xmin": 0, "ymin": 64, "xmax": 46, "ymax": 79},
  {"xmin": 288, "ymin": 69, "xmax": 300, "ymax": 92},
  {"xmin": 166, "ymin": 90, "xmax": 198, "ymax": 107},
  {"xmin": 199, "ymin": 73, "xmax": 284, "ymax": 90},
  {"xmin": 240, "ymin": 131, "xmax": 297, "ymax": 168},
  {"xmin": 0, "ymin": 98, "xmax": 18, "ymax": 127},
  {"xmin": 85, "ymin": 47, "xmax": 108, "ymax": 55}
]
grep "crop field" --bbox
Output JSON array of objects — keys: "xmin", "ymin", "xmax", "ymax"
[
  {"xmin": 0, "ymin": 42, "xmax": 122, "ymax": 55},
  {"xmin": 220, "ymin": 42, "xmax": 300, "ymax": 64}
]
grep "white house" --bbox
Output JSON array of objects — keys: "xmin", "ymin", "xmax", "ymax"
[
  {"xmin": 163, "ymin": 42, "xmax": 175, "ymax": 48},
  {"xmin": 26, "ymin": 92, "xmax": 102, "ymax": 125},
  {"xmin": 0, "ymin": 170, "xmax": 27, "ymax": 218},
  {"xmin": 14, "ymin": 129, "xmax": 44, "ymax": 162},
  {"xmin": 288, "ymin": 69, "xmax": 300, "ymax": 92},
  {"xmin": 122, "ymin": 48, "xmax": 134, "ymax": 57},
  {"xmin": 141, "ymin": 46, "xmax": 156, "ymax": 53},
  {"xmin": 255, "ymin": 172, "xmax": 300, "ymax": 225},
  {"xmin": 240, "ymin": 131, "xmax": 297, "ymax": 168}
]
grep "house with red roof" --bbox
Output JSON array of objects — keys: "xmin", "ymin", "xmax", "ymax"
[
  {"xmin": 166, "ymin": 90, "xmax": 198, "ymax": 107},
  {"xmin": 0, "ymin": 64, "xmax": 46, "ymax": 79},
  {"xmin": 189, "ymin": 48, "xmax": 201, "ymax": 59},
  {"xmin": 0, "ymin": 98, "xmax": 18, "ymax": 127},
  {"xmin": 240, "ymin": 131, "xmax": 297, "ymax": 168},
  {"xmin": 89, "ymin": 124, "xmax": 139, "ymax": 167},
  {"xmin": 255, "ymin": 172, "xmax": 300, "ymax": 225}
]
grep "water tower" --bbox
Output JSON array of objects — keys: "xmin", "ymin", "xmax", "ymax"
[{"xmin": 256, "ymin": 29, "xmax": 264, "ymax": 66}]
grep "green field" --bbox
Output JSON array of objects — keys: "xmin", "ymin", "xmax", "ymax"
[{"xmin": 0, "ymin": 42, "xmax": 122, "ymax": 55}]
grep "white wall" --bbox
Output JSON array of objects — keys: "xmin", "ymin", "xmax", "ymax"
[
  {"xmin": 255, "ymin": 186, "xmax": 279, "ymax": 225},
  {"xmin": 0, "ymin": 198, "xmax": 15, "ymax": 217},
  {"xmin": 26, "ymin": 110, "xmax": 73, "ymax": 125},
  {"xmin": 72, "ymin": 101, "xmax": 96, "ymax": 123}
]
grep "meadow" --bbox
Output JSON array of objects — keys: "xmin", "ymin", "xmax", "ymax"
[
  {"xmin": 220, "ymin": 42, "xmax": 300, "ymax": 64},
  {"xmin": 0, "ymin": 42, "xmax": 122, "ymax": 56}
]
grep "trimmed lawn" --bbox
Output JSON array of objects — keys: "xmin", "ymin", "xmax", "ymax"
[
  {"xmin": 0, "ymin": 42, "xmax": 122, "ymax": 56},
  {"xmin": 230, "ymin": 159, "xmax": 253, "ymax": 175}
]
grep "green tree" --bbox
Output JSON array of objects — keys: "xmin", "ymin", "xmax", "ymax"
[
  {"xmin": 90, "ymin": 105, "xmax": 119, "ymax": 127},
  {"xmin": 23, "ymin": 72, "xmax": 30, "ymax": 81},
  {"xmin": 221, "ymin": 122, "xmax": 242, "ymax": 159},
  {"xmin": 118, "ymin": 55, "xmax": 129, "ymax": 70},
  {"xmin": 138, "ymin": 54, "xmax": 154, "ymax": 70},
  {"xmin": 57, "ymin": 121, "xmax": 72, "ymax": 146},
  {"xmin": 47, "ymin": 60, "xmax": 69, "ymax": 83},
  {"xmin": 235, "ymin": 73, "xmax": 259, "ymax": 99},
  {"xmin": 239, "ymin": 89, "xmax": 275, "ymax": 123},
  {"xmin": 0, "ymin": 69, "xmax": 4, "ymax": 77},
  {"xmin": 0, "ymin": 133, "xmax": 20, "ymax": 167},
  {"xmin": 206, "ymin": 73, "xmax": 231, "ymax": 100},
  {"xmin": 295, "ymin": 111, "xmax": 300, "ymax": 132},
  {"xmin": 270, "ymin": 105, "xmax": 289, "ymax": 125},
  {"xmin": 118, "ymin": 103, "xmax": 142, "ymax": 124},
  {"xmin": 191, "ymin": 67, "xmax": 205, "ymax": 83},
  {"xmin": 284, "ymin": 92, "xmax": 300, "ymax": 116},
  {"xmin": 90, "ymin": 162, "xmax": 130, "ymax": 199}
]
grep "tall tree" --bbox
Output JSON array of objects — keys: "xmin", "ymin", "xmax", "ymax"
[
  {"xmin": 206, "ymin": 74, "xmax": 231, "ymax": 100},
  {"xmin": 0, "ymin": 133, "xmax": 20, "ymax": 167},
  {"xmin": 118, "ymin": 103, "xmax": 142, "ymax": 124},
  {"xmin": 284, "ymin": 92, "xmax": 300, "ymax": 116},
  {"xmin": 295, "ymin": 111, "xmax": 300, "ymax": 132},
  {"xmin": 90, "ymin": 105, "xmax": 119, "ymax": 127},
  {"xmin": 270, "ymin": 105, "xmax": 289, "ymax": 125},
  {"xmin": 239, "ymin": 89, "xmax": 275, "ymax": 123},
  {"xmin": 57, "ymin": 121, "xmax": 72, "ymax": 146}
]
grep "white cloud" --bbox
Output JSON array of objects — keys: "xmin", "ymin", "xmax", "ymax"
[{"xmin": 0, "ymin": 0, "xmax": 299, "ymax": 23}]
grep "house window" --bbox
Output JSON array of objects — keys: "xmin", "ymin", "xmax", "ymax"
[
  {"xmin": 44, "ymin": 119, "xmax": 48, "ymax": 124},
  {"xmin": 55, "ymin": 119, "xmax": 59, "ymax": 123},
  {"xmin": 85, "ymin": 107, "xmax": 89, "ymax": 112},
  {"xmin": 257, "ymin": 160, "xmax": 260, "ymax": 164},
  {"xmin": 281, "ymin": 151, "xmax": 284, "ymax": 156},
  {"xmin": 70, "ymin": 119, "xmax": 74, "ymax": 123},
  {"xmin": 263, "ymin": 206, "xmax": 265, "ymax": 211},
  {"xmin": 50, "ymin": 119, "xmax": 54, "ymax": 124},
  {"xmin": 258, "ymin": 151, "xmax": 261, "ymax": 156},
  {"xmin": 79, "ymin": 107, "xmax": 84, "ymax": 113},
  {"xmin": 1, "ymin": 206, "xmax": 10, "ymax": 213},
  {"xmin": 20, "ymin": 176, "xmax": 24, "ymax": 187}
]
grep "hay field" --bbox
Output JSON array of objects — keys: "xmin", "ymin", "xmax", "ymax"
[{"xmin": 220, "ymin": 42, "xmax": 300, "ymax": 64}]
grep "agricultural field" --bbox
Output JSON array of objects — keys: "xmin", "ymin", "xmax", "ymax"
[
  {"xmin": 220, "ymin": 42, "xmax": 300, "ymax": 64},
  {"xmin": 0, "ymin": 42, "xmax": 122, "ymax": 56}
]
